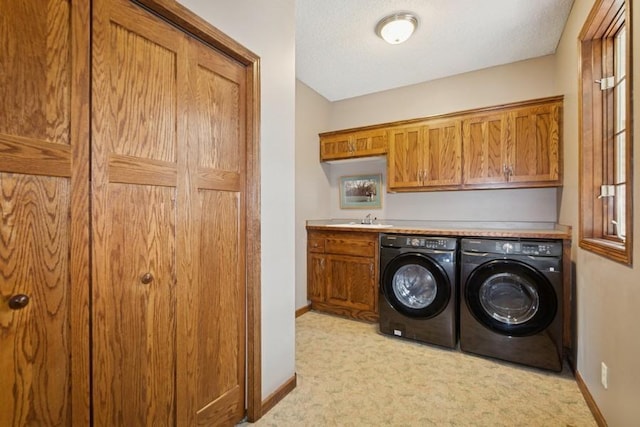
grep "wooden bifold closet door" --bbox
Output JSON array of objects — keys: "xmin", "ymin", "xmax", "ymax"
[
  {"xmin": 91, "ymin": 0, "xmax": 247, "ymax": 425},
  {"xmin": 0, "ymin": 1, "xmax": 90, "ymax": 425},
  {"xmin": 1, "ymin": 0, "xmax": 252, "ymax": 424}
]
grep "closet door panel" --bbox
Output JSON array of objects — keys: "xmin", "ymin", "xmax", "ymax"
[
  {"xmin": 182, "ymin": 37, "xmax": 247, "ymax": 425},
  {"xmin": 92, "ymin": 0, "xmax": 185, "ymax": 425},
  {"xmin": 0, "ymin": 175, "xmax": 71, "ymax": 426},
  {"xmin": 193, "ymin": 190, "xmax": 244, "ymax": 424},
  {"xmin": 92, "ymin": 184, "xmax": 177, "ymax": 426},
  {"xmin": 178, "ymin": 36, "xmax": 247, "ymax": 425},
  {"xmin": 195, "ymin": 53, "xmax": 244, "ymax": 172},
  {"xmin": 108, "ymin": 17, "xmax": 178, "ymax": 163},
  {"xmin": 0, "ymin": 0, "xmax": 90, "ymax": 425}
]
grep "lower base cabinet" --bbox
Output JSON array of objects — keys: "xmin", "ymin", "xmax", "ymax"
[{"xmin": 307, "ymin": 230, "xmax": 378, "ymax": 322}]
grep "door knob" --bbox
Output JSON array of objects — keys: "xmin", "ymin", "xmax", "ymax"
[
  {"xmin": 8, "ymin": 294, "xmax": 30, "ymax": 310},
  {"xmin": 140, "ymin": 273, "xmax": 154, "ymax": 285}
]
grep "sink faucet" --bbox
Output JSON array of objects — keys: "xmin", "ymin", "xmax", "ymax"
[{"xmin": 362, "ymin": 213, "xmax": 373, "ymax": 224}]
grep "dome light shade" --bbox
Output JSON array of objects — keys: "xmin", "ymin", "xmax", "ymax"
[{"xmin": 375, "ymin": 13, "xmax": 418, "ymax": 45}]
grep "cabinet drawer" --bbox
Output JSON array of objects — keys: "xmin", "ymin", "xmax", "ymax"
[
  {"xmin": 325, "ymin": 238, "xmax": 375, "ymax": 257},
  {"xmin": 308, "ymin": 237, "xmax": 325, "ymax": 253}
]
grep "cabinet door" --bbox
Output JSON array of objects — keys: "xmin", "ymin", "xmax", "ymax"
[
  {"xmin": 462, "ymin": 113, "xmax": 509, "ymax": 185},
  {"xmin": 507, "ymin": 103, "xmax": 561, "ymax": 184},
  {"xmin": 325, "ymin": 255, "xmax": 376, "ymax": 312},
  {"xmin": 388, "ymin": 126, "xmax": 424, "ymax": 189},
  {"xmin": 307, "ymin": 253, "xmax": 326, "ymax": 302},
  {"xmin": 320, "ymin": 134, "xmax": 353, "ymax": 161},
  {"xmin": 423, "ymin": 119, "xmax": 462, "ymax": 187},
  {"xmin": 0, "ymin": 1, "xmax": 90, "ymax": 426},
  {"xmin": 352, "ymin": 128, "xmax": 388, "ymax": 157}
]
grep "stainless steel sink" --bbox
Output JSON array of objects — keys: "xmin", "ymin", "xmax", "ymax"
[{"xmin": 325, "ymin": 222, "xmax": 394, "ymax": 228}]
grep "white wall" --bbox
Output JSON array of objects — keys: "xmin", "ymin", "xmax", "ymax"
[
  {"xmin": 556, "ymin": 1, "xmax": 640, "ymax": 425},
  {"xmin": 178, "ymin": 0, "xmax": 296, "ymax": 400},
  {"xmin": 295, "ymin": 81, "xmax": 331, "ymax": 308}
]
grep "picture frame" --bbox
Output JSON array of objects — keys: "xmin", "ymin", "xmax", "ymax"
[{"xmin": 339, "ymin": 174, "xmax": 382, "ymax": 209}]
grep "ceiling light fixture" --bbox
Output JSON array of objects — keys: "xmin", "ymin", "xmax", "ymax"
[{"xmin": 375, "ymin": 13, "xmax": 418, "ymax": 45}]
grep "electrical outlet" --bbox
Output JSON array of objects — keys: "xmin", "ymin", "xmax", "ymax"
[{"xmin": 601, "ymin": 362, "xmax": 608, "ymax": 389}]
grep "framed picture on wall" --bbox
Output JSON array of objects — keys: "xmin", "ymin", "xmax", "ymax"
[{"xmin": 339, "ymin": 174, "xmax": 382, "ymax": 209}]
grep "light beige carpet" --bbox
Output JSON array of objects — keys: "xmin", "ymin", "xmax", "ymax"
[{"xmin": 246, "ymin": 311, "xmax": 595, "ymax": 426}]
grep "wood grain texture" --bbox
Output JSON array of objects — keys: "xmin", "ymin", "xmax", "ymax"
[
  {"xmin": 307, "ymin": 231, "xmax": 378, "ymax": 322},
  {"xmin": 194, "ymin": 46, "xmax": 244, "ymax": 172},
  {"xmin": 388, "ymin": 126, "xmax": 423, "ymax": 189},
  {"xmin": 92, "ymin": 184, "xmax": 177, "ymax": 426},
  {"xmin": 462, "ymin": 113, "xmax": 508, "ymax": 185},
  {"xmin": 330, "ymin": 96, "xmax": 563, "ymax": 191},
  {"xmin": 509, "ymin": 104, "xmax": 560, "ymax": 183},
  {"xmin": 423, "ymin": 119, "xmax": 462, "ymax": 186},
  {"xmin": 0, "ymin": 175, "xmax": 71, "ymax": 427},
  {"xmin": 0, "ymin": 0, "xmax": 71, "ymax": 145},
  {"xmin": 1, "ymin": 0, "xmax": 90, "ymax": 424},
  {"xmin": 320, "ymin": 128, "xmax": 388, "ymax": 161},
  {"xmin": 68, "ymin": 0, "xmax": 92, "ymax": 424},
  {"xmin": 108, "ymin": 18, "xmax": 179, "ymax": 163},
  {"xmin": 307, "ymin": 253, "xmax": 326, "ymax": 302},
  {"xmin": 325, "ymin": 255, "xmax": 376, "ymax": 311},
  {"xmin": 92, "ymin": 2, "xmax": 182, "ymax": 425},
  {"xmin": 193, "ymin": 190, "xmax": 245, "ymax": 425},
  {"xmin": 92, "ymin": 1, "xmax": 260, "ymax": 424}
]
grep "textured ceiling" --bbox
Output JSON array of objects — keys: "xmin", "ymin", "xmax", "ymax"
[{"xmin": 296, "ymin": 0, "xmax": 574, "ymax": 101}]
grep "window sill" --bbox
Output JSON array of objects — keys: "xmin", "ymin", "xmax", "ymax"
[{"xmin": 579, "ymin": 237, "xmax": 632, "ymax": 265}]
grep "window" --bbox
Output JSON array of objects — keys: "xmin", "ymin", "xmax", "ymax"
[{"xmin": 579, "ymin": 0, "xmax": 633, "ymax": 265}]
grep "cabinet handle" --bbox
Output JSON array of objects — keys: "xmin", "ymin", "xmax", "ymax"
[
  {"xmin": 503, "ymin": 164, "xmax": 514, "ymax": 181},
  {"xmin": 369, "ymin": 263, "xmax": 374, "ymax": 277},
  {"xmin": 140, "ymin": 273, "xmax": 154, "ymax": 285},
  {"xmin": 320, "ymin": 259, "xmax": 325, "ymax": 269},
  {"xmin": 8, "ymin": 294, "xmax": 29, "ymax": 310}
]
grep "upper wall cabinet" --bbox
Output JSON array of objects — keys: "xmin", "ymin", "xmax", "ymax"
[
  {"xmin": 388, "ymin": 118, "xmax": 462, "ymax": 190},
  {"xmin": 319, "ymin": 96, "xmax": 563, "ymax": 192},
  {"xmin": 462, "ymin": 99, "xmax": 562, "ymax": 188},
  {"xmin": 319, "ymin": 128, "xmax": 388, "ymax": 161}
]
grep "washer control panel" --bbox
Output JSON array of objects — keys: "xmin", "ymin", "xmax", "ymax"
[
  {"xmin": 381, "ymin": 234, "xmax": 457, "ymax": 251},
  {"xmin": 462, "ymin": 238, "xmax": 562, "ymax": 256}
]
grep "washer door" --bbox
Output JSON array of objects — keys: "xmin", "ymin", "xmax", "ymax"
[
  {"xmin": 381, "ymin": 253, "xmax": 450, "ymax": 319},
  {"xmin": 465, "ymin": 259, "xmax": 557, "ymax": 337}
]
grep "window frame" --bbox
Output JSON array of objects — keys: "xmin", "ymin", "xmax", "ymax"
[{"xmin": 579, "ymin": 0, "xmax": 634, "ymax": 265}]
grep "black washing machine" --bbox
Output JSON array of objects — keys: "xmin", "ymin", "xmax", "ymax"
[
  {"xmin": 460, "ymin": 238, "xmax": 563, "ymax": 371},
  {"xmin": 379, "ymin": 234, "xmax": 458, "ymax": 348}
]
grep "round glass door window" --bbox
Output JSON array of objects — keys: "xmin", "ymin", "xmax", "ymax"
[
  {"xmin": 381, "ymin": 253, "xmax": 450, "ymax": 319},
  {"xmin": 465, "ymin": 259, "xmax": 557, "ymax": 336},
  {"xmin": 478, "ymin": 273, "xmax": 539, "ymax": 325},
  {"xmin": 392, "ymin": 264, "xmax": 437, "ymax": 309}
]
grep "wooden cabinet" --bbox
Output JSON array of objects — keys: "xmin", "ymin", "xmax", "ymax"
[
  {"xmin": 388, "ymin": 119, "xmax": 462, "ymax": 191},
  {"xmin": 506, "ymin": 102, "xmax": 561, "ymax": 185},
  {"xmin": 462, "ymin": 112, "xmax": 509, "ymax": 185},
  {"xmin": 320, "ymin": 128, "xmax": 388, "ymax": 161},
  {"xmin": 462, "ymin": 99, "xmax": 562, "ymax": 188},
  {"xmin": 321, "ymin": 96, "xmax": 562, "ymax": 192},
  {"xmin": 1, "ymin": 0, "xmax": 259, "ymax": 425},
  {"xmin": 307, "ymin": 230, "xmax": 378, "ymax": 322}
]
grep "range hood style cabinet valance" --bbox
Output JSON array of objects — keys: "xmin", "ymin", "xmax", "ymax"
[{"xmin": 319, "ymin": 96, "xmax": 563, "ymax": 191}]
